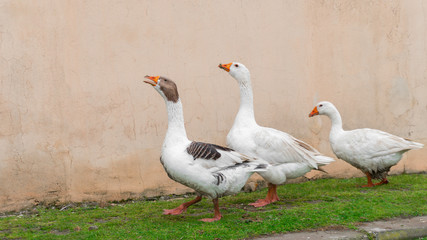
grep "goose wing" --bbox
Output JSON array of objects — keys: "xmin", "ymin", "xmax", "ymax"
[
  {"xmin": 187, "ymin": 141, "xmax": 267, "ymax": 172},
  {"xmin": 335, "ymin": 128, "xmax": 423, "ymax": 160},
  {"xmin": 252, "ymin": 127, "xmax": 325, "ymax": 168}
]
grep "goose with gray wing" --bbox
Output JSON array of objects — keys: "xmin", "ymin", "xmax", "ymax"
[{"xmin": 143, "ymin": 75, "xmax": 269, "ymax": 222}]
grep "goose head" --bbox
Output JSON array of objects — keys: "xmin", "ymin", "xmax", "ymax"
[
  {"xmin": 218, "ymin": 62, "xmax": 251, "ymax": 84},
  {"xmin": 309, "ymin": 101, "xmax": 337, "ymax": 117},
  {"xmin": 144, "ymin": 75, "xmax": 179, "ymax": 103}
]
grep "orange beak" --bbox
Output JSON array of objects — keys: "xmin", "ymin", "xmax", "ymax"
[
  {"xmin": 309, "ymin": 106, "xmax": 319, "ymax": 117},
  {"xmin": 218, "ymin": 63, "xmax": 232, "ymax": 72},
  {"xmin": 144, "ymin": 75, "xmax": 160, "ymax": 86}
]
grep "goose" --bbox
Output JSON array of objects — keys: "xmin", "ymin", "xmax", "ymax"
[
  {"xmin": 218, "ymin": 62, "xmax": 334, "ymax": 207},
  {"xmin": 309, "ymin": 101, "xmax": 424, "ymax": 187},
  {"xmin": 143, "ymin": 75, "xmax": 269, "ymax": 222}
]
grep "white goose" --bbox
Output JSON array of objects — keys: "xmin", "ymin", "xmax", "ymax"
[
  {"xmin": 143, "ymin": 75, "xmax": 269, "ymax": 222},
  {"xmin": 218, "ymin": 62, "xmax": 334, "ymax": 207},
  {"xmin": 309, "ymin": 101, "xmax": 423, "ymax": 187}
]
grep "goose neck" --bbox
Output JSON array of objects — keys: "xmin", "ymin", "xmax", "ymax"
[
  {"xmin": 236, "ymin": 80, "xmax": 257, "ymax": 125},
  {"xmin": 164, "ymin": 99, "xmax": 188, "ymax": 143},
  {"xmin": 327, "ymin": 108, "xmax": 343, "ymax": 133}
]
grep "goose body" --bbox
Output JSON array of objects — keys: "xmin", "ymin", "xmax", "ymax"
[
  {"xmin": 218, "ymin": 62, "xmax": 334, "ymax": 207},
  {"xmin": 309, "ymin": 101, "xmax": 423, "ymax": 186},
  {"xmin": 227, "ymin": 123, "xmax": 332, "ymax": 183},
  {"xmin": 161, "ymin": 139, "xmax": 266, "ymax": 199},
  {"xmin": 143, "ymin": 76, "xmax": 269, "ymax": 221}
]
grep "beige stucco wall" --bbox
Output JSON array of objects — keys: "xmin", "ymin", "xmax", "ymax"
[{"xmin": 0, "ymin": 0, "xmax": 426, "ymax": 212}]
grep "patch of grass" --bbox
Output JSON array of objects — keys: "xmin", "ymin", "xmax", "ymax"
[{"xmin": 0, "ymin": 174, "xmax": 425, "ymax": 239}]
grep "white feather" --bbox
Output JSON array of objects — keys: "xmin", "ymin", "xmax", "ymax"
[
  {"xmin": 224, "ymin": 62, "xmax": 334, "ymax": 186},
  {"xmin": 157, "ymin": 90, "xmax": 269, "ymax": 199},
  {"xmin": 312, "ymin": 101, "xmax": 423, "ymax": 177}
]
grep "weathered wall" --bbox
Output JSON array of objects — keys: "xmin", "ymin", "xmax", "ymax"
[{"xmin": 0, "ymin": 0, "xmax": 425, "ymax": 212}]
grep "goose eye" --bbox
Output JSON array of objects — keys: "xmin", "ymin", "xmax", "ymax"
[
  {"xmin": 319, "ymin": 104, "xmax": 323, "ymax": 107},
  {"xmin": 234, "ymin": 64, "xmax": 239, "ymax": 67}
]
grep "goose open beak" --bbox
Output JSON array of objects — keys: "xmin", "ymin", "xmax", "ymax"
[
  {"xmin": 309, "ymin": 107, "xmax": 319, "ymax": 117},
  {"xmin": 218, "ymin": 63, "xmax": 232, "ymax": 72},
  {"xmin": 144, "ymin": 75, "xmax": 160, "ymax": 86}
]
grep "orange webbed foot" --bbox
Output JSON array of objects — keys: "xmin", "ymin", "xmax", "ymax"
[
  {"xmin": 163, "ymin": 207, "xmax": 186, "ymax": 215},
  {"xmin": 374, "ymin": 178, "xmax": 389, "ymax": 186},
  {"xmin": 199, "ymin": 215, "xmax": 222, "ymax": 222},
  {"xmin": 248, "ymin": 198, "xmax": 278, "ymax": 207}
]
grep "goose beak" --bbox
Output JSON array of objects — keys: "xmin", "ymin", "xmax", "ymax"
[
  {"xmin": 144, "ymin": 75, "xmax": 160, "ymax": 86},
  {"xmin": 309, "ymin": 107, "xmax": 319, "ymax": 117},
  {"xmin": 218, "ymin": 63, "xmax": 232, "ymax": 72}
]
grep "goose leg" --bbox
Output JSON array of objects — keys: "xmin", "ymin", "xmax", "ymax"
[
  {"xmin": 361, "ymin": 172, "xmax": 375, "ymax": 187},
  {"xmin": 163, "ymin": 195, "xmax": 202, "ymax": 215},
  {"xmin": 249, "ymin": 183, "xmax": 279, "ymax": 207},
  {"xmin": 199, "ymin": 198, "xmax": 222, "ymax": 222},
  {"xmin": 375, "ymin": 177, "xmax": 389, "ymax": 186}
]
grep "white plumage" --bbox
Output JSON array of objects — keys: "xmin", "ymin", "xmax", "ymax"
[
  {"xmin": 218, "ymin": 62, "xmax": 334, "ymax": 207},
  {"xmin": 143, "ymin": 75, "xmax": 269, "ymax": 222},
  {"xmin": 309, "ymin": 101, "xmax": 423, "ymax": 187}
]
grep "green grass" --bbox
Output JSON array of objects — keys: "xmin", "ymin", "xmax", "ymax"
[{"xmin": 0, "ymin": 174, "xmax": 426, "ymax": 239}]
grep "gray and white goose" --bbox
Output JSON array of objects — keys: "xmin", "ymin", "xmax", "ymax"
[
  {"xmin": 218, "ymin": 62, "xmax": 334, "ymax": 207},
  {"xmin": 143, "ymin": 75, "xmax": 269, "ymax": 222},
  {"xmin": 309, "ymin": 101, "xmax": 424, "ymax": 187}
]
